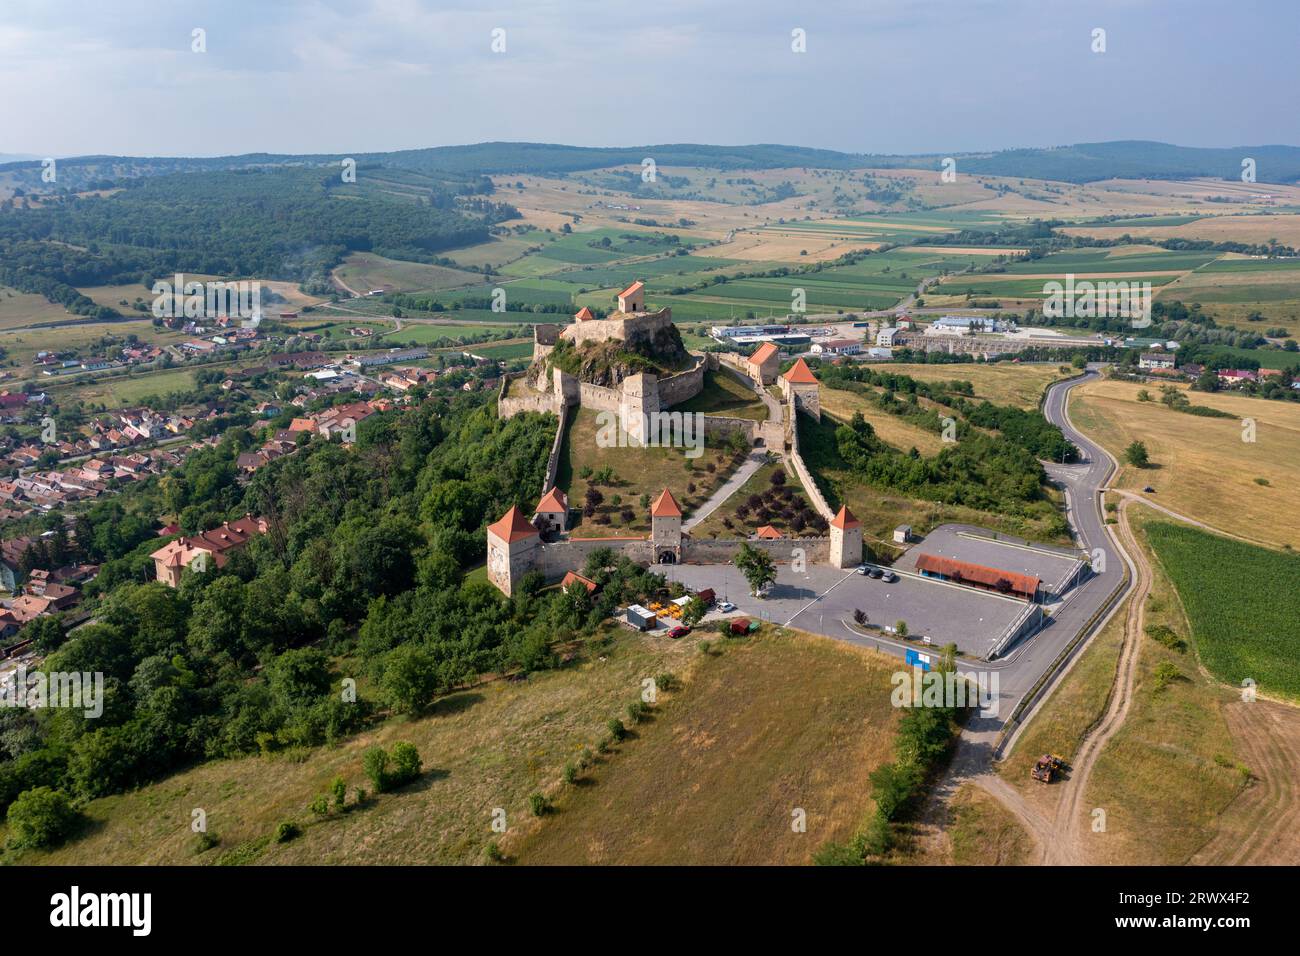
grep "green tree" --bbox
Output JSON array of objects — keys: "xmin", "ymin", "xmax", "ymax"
[
  {"xmin": 1124, "ymin": 441, "xmax": 1150, "ymax": 468},
  {"xmin": 379, "ymin": 645, "xmax": 439, "ymax": 714},
  {"xmin": 733, "ymin": 543, "xmax": 776, "ymax": 596}
]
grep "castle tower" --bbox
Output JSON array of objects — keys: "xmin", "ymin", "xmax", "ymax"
[
  {"xmin": 781, "ymin": 357, "xmax": 821, "ymax": 420},
  {"xmin": 486, "ymin": 506, "xmax": 541, "ymax": 596},
  {"xmin": 617, "ymin": 280, "xmax": 645, "ymax": 314},
  {"xmin": 620, "ymin": 372, "xmax": 660, "ymax": 446},
  {"xmin": 650, "ymin": 488, "xmax": 683, "ymax": 564},
  {"xmin": 828, "ymin": 505, "xmax": 863, "ymax": 569}
]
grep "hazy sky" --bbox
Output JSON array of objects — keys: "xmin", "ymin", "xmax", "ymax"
[{"xmin": 3, "ymin": 0, "xmax": 1297, "ymax": 158}]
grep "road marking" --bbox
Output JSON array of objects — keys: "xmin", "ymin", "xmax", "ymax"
[{"xmin": 783, "ymin": 570, "xmax": 856, "ymax": 627}]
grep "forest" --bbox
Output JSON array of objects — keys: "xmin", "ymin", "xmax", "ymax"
[
  {"xmin": 0, "ymin": 166, "xmax": 511, "ymax": 300},
  {"xmin": 0, "ymin": 391, "xmax": 594, "ymax": 828}
]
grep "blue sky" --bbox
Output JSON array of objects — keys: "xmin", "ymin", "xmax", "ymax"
[{"xmin": 1, "ymin": 0, "xmax": 1297, "ymax": 158}]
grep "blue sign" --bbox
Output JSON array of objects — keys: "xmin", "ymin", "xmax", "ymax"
[{"xmin": 905, "ymin": 649, "xmax": 932, "ymax": 671}]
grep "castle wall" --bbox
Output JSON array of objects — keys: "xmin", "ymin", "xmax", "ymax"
[
  {"xmin": 657, "ymin": 356, "xmax": 706, "ymax": 407},
  {"xmin": 680, "ymin": 536, "xmax": 830, "ymax": 565},
  {"xmin": 535, "ymin": 537, "xmax": 651, "ymax": 578},
  {"xmin": 559, "ymin": 308, "xmax": 673, "ymax": 349},
  {"xmin": 541, "ymin": 402, "xmax": 569, "ymax": 494},
  {"xmin": 528, "ymin": 534, "xmax": 830, "ymax": 583},
  {"xmin": 577, "ymin": 381, "xmax": 622, "ymax": 414},
  {"xmin": 788, "ymin": 408, "xmax": 834, "ymax": 521},
  {"xmin": 498, "ymin": 372, "xmax": 563, "ymax": 418}
]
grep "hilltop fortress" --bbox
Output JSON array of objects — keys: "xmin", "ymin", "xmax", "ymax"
[
  {"xmin": 498, "ymin": 281, "xmax": 708, "ymax": 444},
  {"xmin": 488, "ymin": 279, "xmax": 861, "ymax": 597}
]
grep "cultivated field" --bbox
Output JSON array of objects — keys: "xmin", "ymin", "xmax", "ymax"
[
  {"xmin": 1068, "ymin": 377, "xmax": 1300, "ymax": 548},
  {"xmin": 1146, "ymin": 522, "xmax": 1300, "ymax": 700}
]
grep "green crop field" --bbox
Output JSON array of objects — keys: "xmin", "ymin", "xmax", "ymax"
[{"xmin": 1146, "ymin": 522, "xmax": 1300, "ymax": 700}]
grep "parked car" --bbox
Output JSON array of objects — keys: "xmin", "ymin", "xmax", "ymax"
[
  {"xmin": 717, "ymin": 601, "xmax": 736, "ymax": 613},
  {"xmin": 881, "ymin": 571, "xmax": 898, "ymax": 583},
  {"xmin": 867, "ymin": 567, "xmax": 884, "ymax": 579},
  {"xmin": 1143, "ymin": 486, "xmax": 1156, "ymax": 493},
  {"xmin": 668, "ymin": 625, "xmax": 691, "ymax": 639},
  {"xmin": 855, "ymin": 564, "xmax": 870, "ymax": 575}
]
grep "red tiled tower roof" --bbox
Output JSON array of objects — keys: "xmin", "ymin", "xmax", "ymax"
[
  {"xmin": 650, "ymin": 488, "xmax": 682, "ymax": 518},
  {"xmin": 782, "ymin": 357, "xmax": 819, "ymax": 384},
  {"xmin": 829, "ymin": 505, "xmax": 860, "ymax": 530},
  {"xmin": 487, "ymin": 506, "xmax": 539, "ymax": 543}
]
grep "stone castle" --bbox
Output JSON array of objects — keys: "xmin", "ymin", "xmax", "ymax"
[
  {"xmin": 498, "ymin": 280, "xmax": 709, "ymax": 444},
  {"xmin": 486, "ymin": 279, "xmax": 862, "ymax": 597}
]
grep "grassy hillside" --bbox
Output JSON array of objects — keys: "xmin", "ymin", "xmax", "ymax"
[
  {"xmin": 10, "ymin": 625, "xmax": 900, "ymax": 867},
  {"xmin": 9, "ymin": 625, "xmax": 697, "ymax": 865},
  {"xmin": 511, "ymin": 629, "xmax": 901, "ymax": 865}
]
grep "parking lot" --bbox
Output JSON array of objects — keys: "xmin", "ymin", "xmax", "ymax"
[{"xmin": 664, "ymin": 558, "xmax": 1030, "ymax": 658}]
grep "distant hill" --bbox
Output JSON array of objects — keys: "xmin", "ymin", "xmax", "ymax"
[
  {"xmin": 4, "ymin": 140, "xmax": 1300, "ymax": 187},
  {"xmin": 887, "ymin": 141, "xmax": 1300, "ymax": 186}
]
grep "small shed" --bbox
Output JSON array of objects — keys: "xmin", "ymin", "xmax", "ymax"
[
  {"xmin": 625, "ymin": 604, "xmax": 657, "ymax": 631},
  {"xmin": 893, "ymin": 525, "xmax": 912, "ymax": 544}
]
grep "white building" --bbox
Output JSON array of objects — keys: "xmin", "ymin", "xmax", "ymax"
[
  {"xmin": 811, "ymin": 339, "xmax": 863, "ymax": 356},
  {"xmin": 876, "ymin": 327, "xmax": 900, "ymax": 347}
]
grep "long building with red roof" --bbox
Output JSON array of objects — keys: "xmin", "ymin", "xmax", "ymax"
[{"xmin": 913, "ymin": 552, "xmax": 1040, "ymax": 601}]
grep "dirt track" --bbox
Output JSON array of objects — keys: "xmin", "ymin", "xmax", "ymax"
[{"xmin": 1052, "ymin": 497, "xmax": 1149, "ymax": 861}]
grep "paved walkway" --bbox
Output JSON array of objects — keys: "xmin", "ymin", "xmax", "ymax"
[{"xmin": 682, "ymin": 450, "xmax": 768, "ymax": 531}]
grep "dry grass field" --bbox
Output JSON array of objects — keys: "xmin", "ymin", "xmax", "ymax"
[
  {"xmin": 942, "ymin": 783, "xmax": 1031, "ymax": 865},
  {"xmin": 511, "ymin": 628, "xmax": 901, "ymax": 865},
  {"xmin": 819, "ymin": 385, "xmax": 948, "ymax": 456},
  {"xmin": 1069, "ymin": 377, "xmax": 1300, "ymax": 548},
  {"xmin": 14, "ymin": 625, "xmax": 903, "ymax": 867},
  {"xmin": 0, "ymin": 285, "xmax": 75, "ymax": 330},
  {"xmin": 884, "ymin": 362, "xmax": 1071, "ymax": 410},
  {"xmin": 1065, "ymin": 213, "xmax": 1300, "ymax": 248}
]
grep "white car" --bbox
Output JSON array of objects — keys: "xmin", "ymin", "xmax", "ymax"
[{"xmin": 717, "ymin": 601, "xmax": 736, "ymax": 613}]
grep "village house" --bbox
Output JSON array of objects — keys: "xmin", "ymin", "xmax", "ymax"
[{"xmin": 149, "ymin": 515, "xmax": 270, "ymax": 587}]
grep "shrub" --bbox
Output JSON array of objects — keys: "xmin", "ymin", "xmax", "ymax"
[
  {"xmin": 274, "ymin": 821, "xmax": 301, "ymax": 843},
  {"xmin": 193, "ymin": 830, "xmax": 220, "ymax": 854},
  {"xmin": 1151, "ymin": 660, "xmax": 1183, "ymax": 691},
  {"xmin": 362, "ymin": 747, "xmax": 389, "ymax": 792},
  {"xmin": 5, "ymin": 787, "xmax": 81, "ymax": 849},
  {"xmin": 1144, "ymin": 623, "xmax": 1186, "ymax": 652},
  {"xmin": 562, "ymin": 763, "xmax": 578, "ymax": 785},
  {"xmin": 529, "ymin": 792, "xmax": 550, "ymax": 817},
  {"xmin": 654, "ymin": 671, "xmax": 679, "ymax": 693},
  {"xmin": 331, "ymin": 776, "xmax": 347, "ymax": 810},
  {"xmin": 362, "ymin": 742, "xmax": 422, "ymax": 793},
  {"xmin": 486, "ymin": 840, "xmax": 505, "ymax": 863},
  {"xmin": 626, "ymin": 700, "xmax": 646, "ymax": 724},
  {"xmin": 388, "ymin": 742, "xmax": 422, "ymax": 788},
  {"xmin": 606, "ymin": 718, "xmax": 627, "ymax": 742},
  {"xmin": 309, "ymin": 794, "xmax": 330, "ymax": 816}
]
